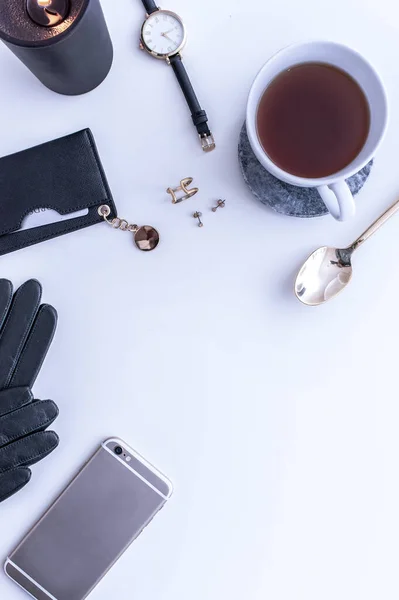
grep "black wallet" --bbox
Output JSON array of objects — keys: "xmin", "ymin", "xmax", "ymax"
[{"xmin": 0, "ymin": 129, "xmax": 117, "ymax": 256}]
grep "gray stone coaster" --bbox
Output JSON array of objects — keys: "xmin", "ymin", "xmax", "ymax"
[{"xmin": 238, "ymin": 122, "xmax": 373, "ymax": 218}]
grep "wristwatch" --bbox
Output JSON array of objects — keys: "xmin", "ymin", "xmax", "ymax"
[{"xmin": 139, "ymin": 1, "xmax": 215, "ymax": 153}]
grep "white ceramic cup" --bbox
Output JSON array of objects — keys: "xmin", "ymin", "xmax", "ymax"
[{"xmin": 246, "ymin": 41, "xmax": 389, "ymax": 221}]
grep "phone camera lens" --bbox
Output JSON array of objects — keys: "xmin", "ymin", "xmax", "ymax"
[{"xmin": 114, "ymin": 446, "xmax": 123, "ymax": 455}]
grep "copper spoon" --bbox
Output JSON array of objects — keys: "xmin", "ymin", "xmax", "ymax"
[{"xmin": 295, "ymin": 197, "xmax": 399, "ymax": 306}]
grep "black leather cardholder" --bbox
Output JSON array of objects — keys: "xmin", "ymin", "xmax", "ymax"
[{"xmin": 0, "ymin": 129, "xmax": 117, "ymax": 256}]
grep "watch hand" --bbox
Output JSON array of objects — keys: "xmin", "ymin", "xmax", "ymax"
[
  {"xmin": 162, "ymin": 29, "xmax": 174, "ymax": 35},
  {"xmin": 163, "ymin": 34, "xmax": 175, "ymax": 43}
]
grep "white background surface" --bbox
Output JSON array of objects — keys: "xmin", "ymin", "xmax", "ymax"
[{"xmin": 0, "ymin": 0, "xmax": 399, "ymax": 599}]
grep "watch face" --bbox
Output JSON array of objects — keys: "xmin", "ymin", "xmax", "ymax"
[{"xmin": 141, "ymin": 10, "xmax": 186, "ymax": 58}]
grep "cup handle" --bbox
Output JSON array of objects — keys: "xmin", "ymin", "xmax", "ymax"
[{"xmin": 317, "ymin": 181, "xmax": 356, "ymax": 222}]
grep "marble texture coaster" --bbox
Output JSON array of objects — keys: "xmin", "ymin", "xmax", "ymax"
[{"xmin": 238, "ymin": 122, "xmax": 373, "ymax": 218}]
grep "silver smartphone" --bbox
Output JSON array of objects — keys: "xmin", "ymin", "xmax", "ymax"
[{"xmin": 4, "ymin": 438, "xmax": 173, "ymax": 600}]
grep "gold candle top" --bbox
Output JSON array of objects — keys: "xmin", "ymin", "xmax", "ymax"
[
  {"xmin": 0, "ymin": 0, "xmax": 86, "ymax": 44},
  {"xmin": 26, "ymin": 0, "xmax": 70, "ymax": 27}
]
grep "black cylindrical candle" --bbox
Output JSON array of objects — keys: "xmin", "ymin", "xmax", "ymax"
[{"xmin": 0, "ymin": 0, "xmax": 113, "ymax": 96}]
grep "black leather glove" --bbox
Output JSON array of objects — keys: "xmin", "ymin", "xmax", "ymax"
[{"xmin": 0, "ymin": 280, "xmax": 59, "ymax": 503}]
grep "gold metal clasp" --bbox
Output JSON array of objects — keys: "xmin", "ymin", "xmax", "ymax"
[
  {"xmin": 200, "ymin": 133, "xmax": 216, "ymax": 153},
  {"xmin": 167, "ymin": 177, "xmax": 199, "ymax": 204}
]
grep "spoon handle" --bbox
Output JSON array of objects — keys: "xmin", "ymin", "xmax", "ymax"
[{"xmin": 349, "ymin": 197, "xmax": 399, "ymax": 252}]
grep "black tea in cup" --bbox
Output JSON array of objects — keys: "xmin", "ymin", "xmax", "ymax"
[{"xmin": 256, "ymin": 63, "xmax": 370, "ymax": 178}]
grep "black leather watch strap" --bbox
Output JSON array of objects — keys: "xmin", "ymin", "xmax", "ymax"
[
  {"xmin": 169, "ymin": 54, "xmax": 215, "ymax": 152},
  {"xmin": 142, "ymin": 0, "xmax": 159, "ymax": 14}
]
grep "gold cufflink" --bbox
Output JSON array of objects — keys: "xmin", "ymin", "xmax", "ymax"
[{"xmin": 167, "ymin": 178, "xmax": 199, "ymax": 204}]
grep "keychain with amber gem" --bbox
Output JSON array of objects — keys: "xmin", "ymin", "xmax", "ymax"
[{"xmin": 98, "ymin": 205, "xmax": 160, "ymax": 252}]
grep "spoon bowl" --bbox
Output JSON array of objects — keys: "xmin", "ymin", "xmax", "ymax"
[
  {"xmin": 295, "ymin": 246, "xmax": 353, "ymax": 306},
  {"xmin": 294, "ymin": 195, "xmax": 399, "ymax": 306}
]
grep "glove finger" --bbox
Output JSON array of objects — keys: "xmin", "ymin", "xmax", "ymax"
[
  {"xmin": 0, "ymin": 387, "xmax": 33, "ymax": 418},
  {"xmin": 0, "ymin": 467, "xmax": 31, "ymax": 503},
  {"xmin": 0, "ymin": 431, "xmax": 59, "ymax": 474},
  {"xmin": 0, "ymin": 280, "xmax": 42, "ymax": 389},
  {"xmin": 0, "ymin": 400, "xmax": 58, "ymax": 447},
  {"xmin": 0, "ymin": 280, "xmax": 13, "ymax": 331},
  {"xmin": 9, "ymin": 304, "xmax": 58, "ymax": 389}
]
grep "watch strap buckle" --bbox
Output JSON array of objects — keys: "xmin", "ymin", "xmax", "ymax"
[{"xmin": 200, "ymin": 133, "xmax": 216, "ymax": 153}]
